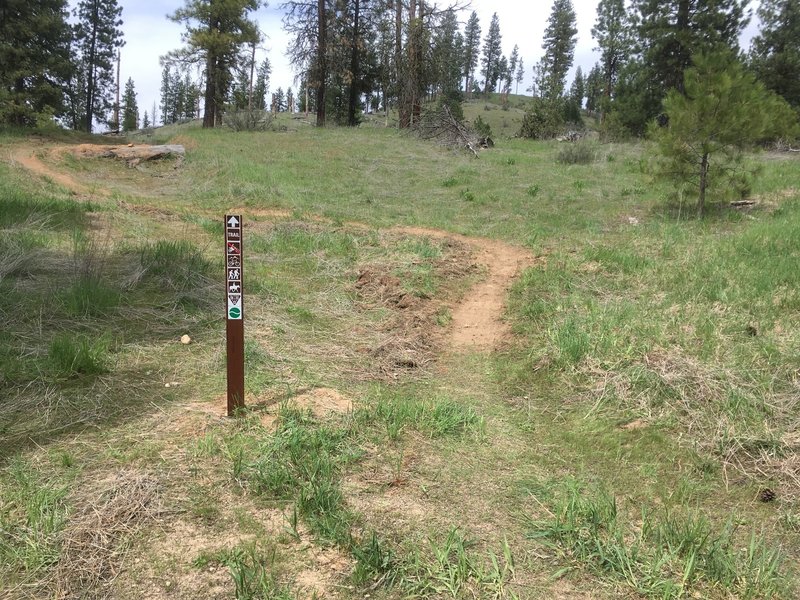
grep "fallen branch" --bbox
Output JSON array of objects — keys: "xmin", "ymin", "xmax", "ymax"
[{"xmin": 412, "ymin": 105, "xmax": 484, "ymax": 157}]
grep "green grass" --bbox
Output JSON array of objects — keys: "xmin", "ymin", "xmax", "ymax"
[
  {"xmin": 527, "ymin": 480, "xmax": 790, "ymax": 599},
  {"xmin": 0, "ymin": 457, "xmax": 70, "ymax": 585},
  {"xmin": 356, "ymin": 385, "xmax": 485, "ymax": 440},
  {"xmin": 48, "ymin": 332, "xmax": 111, "ymax": 377},
  {"xmin": 2, "ymin": 121, "xmax": 799, "ymax": 598}
]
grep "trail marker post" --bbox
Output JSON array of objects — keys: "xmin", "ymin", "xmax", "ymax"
[{"xmin": 225, "ymin": 214, "xmax": 245, "ymax": 415}]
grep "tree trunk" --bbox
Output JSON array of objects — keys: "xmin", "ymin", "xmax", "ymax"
[
  {"xmin": 202, "ymin": 52, "xmax": 216, "ymax": 128},
  {"xmin": 248, "ymin": 42, "xmax": 256, "ymax": 111},
  {"xmin": 347, "ymin": 0, "xmax": 361, "ymax": 126},
  {"xmin": 675, "ymin": 0, "xmax": 690, "ymax": 94},
  {"xmin": 316, "ymin": 0, "xmax": 327, "ymax": 127},
  {"xmin": 698, "ymin": 152, "xmax": 709, "ymax": 217},
  {"xmin": 84, "ymin": 0, "xmax": 99, "ymax": 133}
]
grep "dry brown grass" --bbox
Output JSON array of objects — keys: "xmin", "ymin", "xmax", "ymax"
[{"xmin": 54, "ymin": 469, "xmax": 161, "ymax": 599}]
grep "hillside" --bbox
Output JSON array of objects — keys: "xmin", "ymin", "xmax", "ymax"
[{"xmin": 1, "ymin": 122, "xmax": 799, "ymax": 599}]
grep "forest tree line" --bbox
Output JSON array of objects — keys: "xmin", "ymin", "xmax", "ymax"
[{"xmin": 1, "ymin": 0, "xmax": 798, "ymax": 139}]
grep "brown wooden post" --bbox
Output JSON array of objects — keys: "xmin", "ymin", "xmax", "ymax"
[{"xmin": 224, "ymin": 214, "xmax": 245, "ymax": 415}]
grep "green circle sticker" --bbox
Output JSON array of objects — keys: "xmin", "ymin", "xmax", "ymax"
[{"xmin": 228, "ymin": 306, "xmax": 241, "ymax": 319}]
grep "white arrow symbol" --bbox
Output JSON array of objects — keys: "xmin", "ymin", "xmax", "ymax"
[{"xmin": 227, "ymin": 216, "xmax": 239, "ymax": 227}]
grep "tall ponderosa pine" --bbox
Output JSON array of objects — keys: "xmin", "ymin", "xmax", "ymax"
[
  {"xmin": 283, "ymin": 0, "xmax": 331, "ymax": 126},
  {"xmin": 480, "ymin": 13, "xmax": 503, "ymax": 94},
  {"xmin": 121, "ymin": 77, "xmax": 137, "ymax": 131},
  {"xmin": 611, "ymin": 0, "xmax": 748, "ymax": 135},
  {"xmin": 584, "ymin": 63, "xmax": 603, "ymax": 113},
  {"xmin": 591, "ymin": 0, "xmax": 632, "ymax": 116},
  {"xmin": 432, "ymin": 10, "xmax": 462, "ymax": 100},
  {"xmin": 652, "ymin": 51, "xmax": 797, "ymax": 216},
  {"xmin": 637, "ymin": 0, "xmax": 748, "ymax": 96},
  {"xmin": 73, "ymin": 0, "xmax": 124, "ymax": 132},
  {"xmin": 749, "ymin": 0, "xmax": 800, "ymax": 110},
  {"xmin": 167, "ymin": 0, "xmax": 260, "ymax": 128},
  {"xmin": 506, "ymin": 45, "xmax": 519, "ymax": 94},
  {"xmin": 462, "ymin": 11, "xmax": 481, "ymax": 96},
  {"xmin": 539, "ymin": 0, "xmax": 578, "ymax": 99},
  {"xmin": 0, "ymin": 0, "xmax": 73, "ymax": 126},
  {"xmin": 570, "ymin": 65, "xmax": 585, "ymax": 107},
  {"xmin": 253, "ymin": 57, "xmax": 271, "ymax": 110}
]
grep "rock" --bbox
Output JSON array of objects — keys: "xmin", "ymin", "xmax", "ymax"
[{"xmin": 180, "ymin": 334, "xmax": 192, "ymax": 345}]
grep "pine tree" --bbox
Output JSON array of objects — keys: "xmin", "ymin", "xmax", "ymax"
[
  {"xmin": 73, "ymin": 0, "xmax": 124, "ymax": 132},
  {"xmin": 432, "ymin": 10, "xmax": 462, "ymax": 99},
  {"xmin": 570, "ymin": 66, "xmax": 585, "ymax": 107},
  {"xmin": 283, "ymin": 0, "xmax": 331, "ymax": 126},
  {"xmin": 539, "ymin": 0, "xmax": 578, "ymax": 99},
  {"xmin": 515, "ymin": 56, "xmax": 525, "ymax": 95},
  {"xmin": 0, "ymin": 0, "xmax": 74, "ymax": 126},
  {"xmin": 749, "ymin": 0, "xmax": 800, "ymax": 110},
  {"xmin": 591, "ymin": 0, "xmax": 632, "ymax": 115},
  {"xmin": 142, "ymin": 110, "xmax": 150, "ymax": 128},
  {"xmin": 652, "ymin": 50, "xmax": 797, "ymax": 216},
  {"xmin": 182, "ymin": 73, "xmax": 199, "ymax": 120},
  {"xmin": 287, "ymin": 87, "xmax": 295, "ymax": 112},
  {"xmin": 121, "ymin": 76, "xmax": 137, "ymax": 131},
  {"xmin": 480, "ymin": 13, "xmax": 503, "ymax": 94},
  {"xmin": 253, "ymin": 58, "xmax": 271, "ymax": 110},
  {"xmin": 274, "ymin": 86, "xmax": 285, "ymax": 112},
  {"xmin": 497, "ymin": 55, "xmax": 508, "ymax": 94},
  {"xmin": 167, "ymin": 0, "xmax": 260, "ymax": 128},
  {"xmin": 584, "ymin": 63, "xmax": 603, "ymax": 114},
  {"xmin": 462, "ymin": 11, "xmax": 481, "ymax": 96},
  {"xmin": 637, "ymin": 0, "xmax": 748, "ymax": 96},
  {"xmin": 159, "ymin": 65, "xmax": 175, "ymax": 124},
  {"xmin": 507, "ymin": 45, "xmax": 519, "ymax": 94}
]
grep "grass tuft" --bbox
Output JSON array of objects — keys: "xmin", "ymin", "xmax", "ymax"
[{"xmin": 48, "ymin": 332, "xmax": 110, "ymax": 377}]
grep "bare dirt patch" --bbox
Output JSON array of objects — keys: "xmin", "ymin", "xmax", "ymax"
[{"xmin": 259, "ymin": 387, "xmax": 353, "ymax": 428}]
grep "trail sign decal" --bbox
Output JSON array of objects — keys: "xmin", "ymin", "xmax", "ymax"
[{"xmin": 225, "ymin": 214, "xmax": 245, "ymax": 416}]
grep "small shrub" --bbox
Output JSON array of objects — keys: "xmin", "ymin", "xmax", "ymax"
[
  {"xmin": 527, "ymin": 185, "xmax": 540, "ymax": 198},
  {"xmin": 473, "ymin": 115, "xmax": 492, "ymax": 140},
  {"xmin": 441, "ymin": 177, "xmax": 459, "ymax": 188},
  {"xmin": 223, "ymin": 110, "xmax": 275, "ymax": 132},
  {"xmin": 598, "ymin": 111, "xmax": 632, "ymax": 142},
  {"xmin": 519, "ymin": 97, "xmax": 583, "ymax": 140},
  {"xmin": 557, "ymin": 142, "xmax": 598, "ymax": 165},
  {"xmin": 49, "ymin": 333, "xmax": 110, "ymax": 376}
]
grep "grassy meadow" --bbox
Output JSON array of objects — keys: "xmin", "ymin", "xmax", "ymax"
[{"xmin": 1, "ymin": 99, "xmax": 799, "ymax": 599}]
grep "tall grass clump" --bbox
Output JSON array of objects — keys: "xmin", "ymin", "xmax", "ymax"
[
  {"xmin": 138, "ymin": 240, "xmax": 212, "ymax": 290},
  {"xmin": 61, "ymin": 277, "xmax": 120, "ymax": 317},
  {"xmin": 0, "ymin": 458, "xmax": 69, "ymax": 581},
  {"xmin": 48, "ymin": 332, "xmax": 110, "ymax": 376}
]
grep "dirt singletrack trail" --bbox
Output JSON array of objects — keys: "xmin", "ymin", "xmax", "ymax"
[
  {"xmin": 8, "ymin": 146, "xmax": 536, "ymax": 353},
  {"xmin": 9, "ymin": 144, "xmax": 97, "ymax": 195},
  {"xmin": 396, "ymin": 226, "xmax": 536, "ymax": 351},
  {"xmin": 235, "ymin": 210, "xmax": 538, "ymax": 352}
]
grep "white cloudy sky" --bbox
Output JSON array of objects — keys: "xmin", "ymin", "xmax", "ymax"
[{"xmin": 72, "ymin": 0, "xmax": 762, "ymax": 121}]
